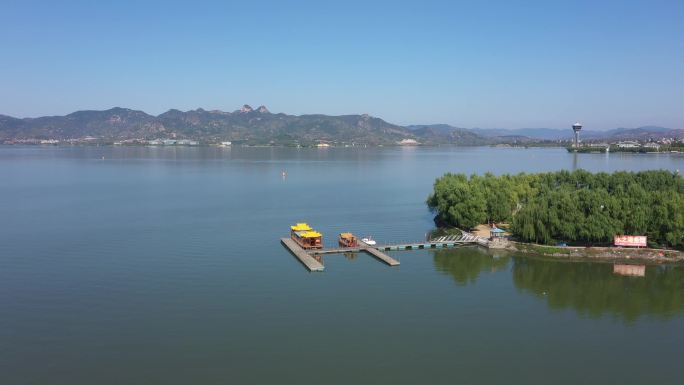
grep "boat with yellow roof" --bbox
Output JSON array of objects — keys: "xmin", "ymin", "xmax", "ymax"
[
  {"xmin": 290, "ymin": 223, "xmax": 323, "ymax": 249},
  {"xmin": 338, "ymin": 232, "xmax": 358, "ymax": 247}
]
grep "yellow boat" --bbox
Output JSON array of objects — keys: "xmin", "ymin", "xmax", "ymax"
[{"xmin": 290, "ymin": 223, "xmax": 323, "ymax": 249}]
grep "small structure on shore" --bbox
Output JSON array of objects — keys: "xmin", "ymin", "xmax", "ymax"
[
  {"xmin": 489, "ymin": 227, "xmax": 508, "ymax": 240},
  {"xmin": 489, "ymin": 227, "xmax": 510, "ymax": 248}
]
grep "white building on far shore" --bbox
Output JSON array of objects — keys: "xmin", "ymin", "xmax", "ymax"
[
  {"xmin": 616, "ymin": 141, "xmax": 640, "ymax": 148},
  {"xmin": 397, "ymin": 139, "xmax": 419, "ymax": 146}
]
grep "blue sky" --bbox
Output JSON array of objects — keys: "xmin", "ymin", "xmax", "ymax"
[{"xmin": 1, "ymin": 0, "xmax": 682, "ymax": 129}]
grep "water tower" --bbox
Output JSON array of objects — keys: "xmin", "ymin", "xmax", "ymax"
[{"xmin": 572, "ymin": 122, "xmax": 582, "ymax": 148}]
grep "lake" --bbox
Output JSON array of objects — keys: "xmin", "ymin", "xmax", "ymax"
[{"xmin": 1, "ymin": 146, "xmax": 683, "ymax": 385}]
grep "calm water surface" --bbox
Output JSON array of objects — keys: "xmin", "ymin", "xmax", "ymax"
[{"xmin": 1, "ymin": 146, "xmax": 683, "ymax": 385}]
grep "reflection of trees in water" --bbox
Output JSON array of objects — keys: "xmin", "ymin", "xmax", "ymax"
[
  {"xmin": 433, "ymin": 247, "xmax": 510, "ymax": 285},
  {"xmin": 434, "ymin": 249, "xmax": 684, "ymax": 321},
  {"xmin": 512, "ymin": 257, "xmax": 684, "ymax": 322}
]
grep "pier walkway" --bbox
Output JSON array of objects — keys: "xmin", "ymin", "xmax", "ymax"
[{"xmin": 358, "ymin": 240, "xmax": 400, "ymax": 266}]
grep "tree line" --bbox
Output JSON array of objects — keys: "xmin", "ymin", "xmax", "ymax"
[{"xmin": 426, "ymin": 170, "xmax": 684, "ymax": 249}]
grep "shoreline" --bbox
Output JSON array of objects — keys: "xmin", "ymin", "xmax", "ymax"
[
  {"xmin": 501, "ymin": 241, "xmax": 684, "ymax": 264},
  {"xmin": 2, "ymin": 143, "xmax": 683, "ymax": 154},
  {"xmin": 437, "ymin": 227, "xmax": 684, "ymax": 264}
]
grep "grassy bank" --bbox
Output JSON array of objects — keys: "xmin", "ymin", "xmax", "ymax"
[{"xmin": 508, "ymin": 242, "xmax": 683, "ymax": 263}]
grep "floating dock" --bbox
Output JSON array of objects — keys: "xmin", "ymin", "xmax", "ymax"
[
  {"xmin": 281, "ymin": 232, "xmax": 488, "ymax": 272},
  {"xmin": 281, "ymin": 238, "xmax": 325, "ymax": 272}
]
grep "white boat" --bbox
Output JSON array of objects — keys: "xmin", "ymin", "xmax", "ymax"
[{"xmin": 361, "ymin": 236, "xmax": 377, "ymax": 246}]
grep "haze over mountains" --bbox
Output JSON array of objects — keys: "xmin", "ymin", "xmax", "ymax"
[{"xmin": 1, "ymin": 105, "xmax": 681, "ymax": 145}]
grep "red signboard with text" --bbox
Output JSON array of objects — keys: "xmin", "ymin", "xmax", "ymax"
[{"xmin": 614, "ymin": 235, "xmax": 647, "ymax": 247}]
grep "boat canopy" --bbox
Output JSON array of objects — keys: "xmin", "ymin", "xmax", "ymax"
[
  {"xmin": 297, "ymin": 231, "xmax": 322, "ymax": 238},
  {"xmin": 339, "ymin": 232, "xmax": 355, "ymax": 239},
  {"xmin": 291, "ymin": 223, "xmax": 313, "ymax": 231}
]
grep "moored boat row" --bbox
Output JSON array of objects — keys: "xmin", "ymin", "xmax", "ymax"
[{"xmin": 290, "ymin": 223, "xmax": 378, "ymax": 250}]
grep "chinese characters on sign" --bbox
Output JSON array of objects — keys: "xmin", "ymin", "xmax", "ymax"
[{"xmin": 614, "ymin": 235, "xmax": 647, "ymax": 247}]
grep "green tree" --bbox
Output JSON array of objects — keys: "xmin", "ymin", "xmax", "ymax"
[{"xmin": 428, "ymin": 174, "xmax": 487, "ymax": 229}]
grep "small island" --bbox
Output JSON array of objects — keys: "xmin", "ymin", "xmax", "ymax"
[{"xmin": 427, "ymin": 169, "xmax": 684, "ymax": 260}]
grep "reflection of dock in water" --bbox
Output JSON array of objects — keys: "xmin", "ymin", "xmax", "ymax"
[{"xmin": 613, "ymin": 264, "xmax": 646, "ymax": 277}]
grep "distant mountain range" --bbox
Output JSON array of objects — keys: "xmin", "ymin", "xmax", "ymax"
[
  {"xmin": 0, "ymin": 105, "xmax": 484, "ymax": 146},
  {"xmin": 1, "ymin": 106, "xmax": 681, "ymax": 145}
]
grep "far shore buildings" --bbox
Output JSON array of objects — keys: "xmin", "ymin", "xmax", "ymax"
[
  {"xmin": 616, "ymin": 141, "xmax": 640, "ymax": 149},
  {"xmin": 397, "ymin": 139, "xmax": 419, "ymax": 146},
  {"xmin": 175, "ymin": 139, "xmax": 199, "ymax": 146}
]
